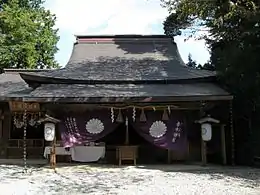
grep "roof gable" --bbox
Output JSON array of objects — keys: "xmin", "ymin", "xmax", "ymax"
[
  {"xmin": 20, "ymin": 35, "xmax": 215, "ymax": 85},
  {"xmin": 0, "ymin": 36, "xmax": 231, "ymax": 102}
]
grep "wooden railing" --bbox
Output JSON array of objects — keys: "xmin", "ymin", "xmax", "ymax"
[
  {"xmin": 6, "ymin": 139, "xmax": 44, "ymax": 158},
  {"xmin": 7, "ymin": 139, "xmax": 44, "ymax": 148}
]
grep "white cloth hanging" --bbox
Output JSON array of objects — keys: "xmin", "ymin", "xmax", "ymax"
[
  {"xmin": 70, "ymin": 146, "xmax": 105, "ymax": 162},
  {"xmin": 43, "ymin": 146, "xmax": 71, "ymax": 158}
]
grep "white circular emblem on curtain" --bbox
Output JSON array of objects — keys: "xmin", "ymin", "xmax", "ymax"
[
  {"xmin": 85, "ymin": 118, "xmax": 104, "ymax": 134},
  {"xmin": 149, "ymin": 121, "xmax": 167, "ymax": 138}
]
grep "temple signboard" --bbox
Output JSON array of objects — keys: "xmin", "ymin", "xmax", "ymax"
[{"xmin": 8, "ymin": 101, "xmax": 40, "ymax": 112}]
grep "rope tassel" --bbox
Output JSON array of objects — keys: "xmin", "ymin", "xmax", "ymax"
[
  {"xmin": 116, "ymin": 109, "xmax": 124, "ymax": 123},
  {"xmin": 140, "ymin": 109, "xmax": 147, "ymax": 122},
  {"xmin": 162, "ymin": 109, "xmax": 169, "ymax": 121}
]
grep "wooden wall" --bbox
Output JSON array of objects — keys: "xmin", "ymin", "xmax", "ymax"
[
  {"xmin": 0, "ymin": 103, "xmax": 44, "ymax": 159},
  {"xmin": 0, "ymin": 103, "xmax": 10, "ymax": 158},
  {"xmin": 0, "ymin": 101, "xmax": 227, "ymax": 164}
]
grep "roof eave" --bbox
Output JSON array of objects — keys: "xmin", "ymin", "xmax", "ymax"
[
  {"xmin": 21, "ymin": 95, "xmax": 233, "ymax": 103},
  {"xmin": 20, "ymin": 72, "xmax": 217, "ymax": 85}
]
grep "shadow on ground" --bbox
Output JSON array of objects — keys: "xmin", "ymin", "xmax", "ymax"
[{"xmin": 134, "ymin": 164, "xmax": 260, "ymax": 188}]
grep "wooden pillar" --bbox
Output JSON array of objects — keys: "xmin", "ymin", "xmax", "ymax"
[
  {"xmin": 0, "ymin": 109, "xmax": 3, "ymax": 140},
  {"xmin": 230, "ymin": 100, "xmax": 235, "ymax": 165},
  {"xmin": 50, "ymin": 136, "xmax": 56, "ymax": 172},
  {"xmin": 221, "ymin": 124, "xmax": 227, "ymax": 165},
  {"xmin": 125, "ymin": 117, "xmax": 129, "ymax": 145},
  {"xmin": 0, "ymin": 118, "xmax": 2, "ymax": 139},
  {"xmin": 201, "ymin": 139, "xmax": 207, "ymax": 166},
  {"xmin": 187, "ymin": 140, "xmax": 190, "ymax": 161},
  {"xmin": 23, "ymin": 110, "xmax": 27, "ymax": 172},
  {"xmin": 167, "ymin": 149, "xmax": 171, "ymax": 164},
  {"xmin": 200, "ymin": 101, "xmax": 207, "ymax": 166},
  {"xmin": 2, "ymin": 111, "xmax": 11, "ymax": 158},
  {"xmin": 0, "ymin": 117, "xmax": 3, "ymax": 144},
  {"xmin": 0, "ymin": 117, "xmax": 4, "ymax": 158}
]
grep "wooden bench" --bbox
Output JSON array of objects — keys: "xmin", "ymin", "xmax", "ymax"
[{"xmin": 116, "ymin": 145, "xmax": 138, "ymax": 166}]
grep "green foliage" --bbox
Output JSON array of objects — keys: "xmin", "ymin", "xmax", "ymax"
[
  {"xmin": 162, "ymin": 0, "xmax": 260, "ymax": 40},
  {"xmin": 162, "ymin": 0, "xmax": 260, "ymax": 114},
  {"xmin": 0, "ymin": 0, "xmax": 59, "ymax": 69},
  {"xmin": 162, "ymin": 0, "xmax": 260, "ymax": 164}
]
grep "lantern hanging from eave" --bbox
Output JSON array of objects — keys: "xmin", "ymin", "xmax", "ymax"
[
  {"xmin": 195, "ymin": 115, "xmax": 220, "ymax": 142},
  {"xmin": 201, "ymin": 123, "xmax": 212, "ymax": 141},
  {"xmin": 44, "ymin": 122, "xmax": 55, "ymax": 141}
]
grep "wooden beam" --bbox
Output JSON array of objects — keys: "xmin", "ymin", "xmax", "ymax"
[
  {"xmin": 21, "ymin": 94, "xmax": 233, "ymax": 103},
  {"xmin": 37, "ymin": 114, "xmax": 60, "ymax": 124},
  {"xmin": 42, "ymin": 102, "xmax": 219, "ymax": 116}
]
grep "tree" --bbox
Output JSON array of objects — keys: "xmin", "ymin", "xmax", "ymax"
[
  {"xmin": 186, "ymin": 53, "xmax": 214, "ymax": 70},
  {"xmin": 186, "ymin": 53, "xmax": 197, "ymax": 68},
  {"xmin": 162, "ymin": 0, "xmax": 260, "ymax": 164},
  {"xmin": 0, "ymin": 0, "xmax": 59, "ymax": 69},
  {"xmin": 198, "ymin": 61, "xmax": 215, "ymax": 71}
]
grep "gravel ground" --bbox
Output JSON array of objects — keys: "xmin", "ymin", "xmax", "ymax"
[{"xmin": 0, "ymin": 164, "xmax": 259, "ymax": 195}]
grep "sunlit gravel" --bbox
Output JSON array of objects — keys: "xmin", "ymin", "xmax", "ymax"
[{"xmin": 0, "ymin": 164, "xmax": 260, "ymax": 195}]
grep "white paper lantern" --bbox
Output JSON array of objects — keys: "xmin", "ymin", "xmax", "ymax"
[
  {"xmin": 44, "ymin": 122, "xmax": 55, "ymax": 141},
  {"xmin": 201, "ymin": 123, "xmax": 212, "ymax": 141}
]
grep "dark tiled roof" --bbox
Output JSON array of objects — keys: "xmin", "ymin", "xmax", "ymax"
[
  {"xmin": 0, "ymin": 73, "xmax": 32, "ymax": 99},
  {"xmin": 0, "ymin": 69, "xmax": 52, "ymax": 100},
  {"xmin": 0, "ymin": 36, "xmax": 231, "ymax": 102},
  {"xmin": 20, "ymin": 35, "xmax": 215, "ymax": 83},
  {"xmin": 0, "ymin": 71, "xmax": 231, "ymax": 101},
  {"xmin": 24, "ymin": 83, "xmax": 231, "ymax": 102}
]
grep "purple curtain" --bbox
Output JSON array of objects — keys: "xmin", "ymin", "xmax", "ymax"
[
  {"xmin": 130, "ymin": 110, "xmax": 187, "ymax": 151},
  {"xmin": 58, "ymin": 108, "xmax": 187, "ymax": 151},
  {"xmin": 59, "ymin": 109, "xmax": 119, "ymax": 147}
]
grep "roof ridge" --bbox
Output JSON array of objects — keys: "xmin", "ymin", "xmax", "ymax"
[
  {"xmin": 4, "ymin": 69, "xmax": 57, "ymax": 73},
  {"xmin": 75, "ymin": 34, "xmax": 171, "ymax": 39},
  {"xmin": 76, "ymin": 36, "xmax": 174, "ymax": 44}
]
